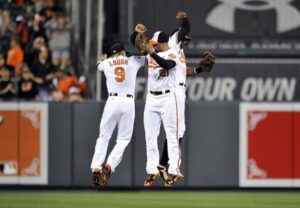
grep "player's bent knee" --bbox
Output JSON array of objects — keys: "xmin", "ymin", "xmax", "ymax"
[
  {"xmin": 166, "ymin": 138, "xmax": 179, "ymax": 145},
  {"xmin": 97, "ymin": 134, "xmax": 110, "ymax": 142},
  {"xmin": 116, "ymin": 138, "xmax": 131, "ymax": 144}
]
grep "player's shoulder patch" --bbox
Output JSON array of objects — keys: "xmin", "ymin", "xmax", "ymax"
[{"xmin": 168, "ymin": 53, "xmax": 176, "ymax": 59}]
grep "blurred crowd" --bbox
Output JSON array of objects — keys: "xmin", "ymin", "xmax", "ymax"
[{"xmin": 0, "ymin": 0, "xmax": 87, "ymax": 102}]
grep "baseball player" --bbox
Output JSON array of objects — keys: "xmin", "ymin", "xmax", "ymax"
[
  {"xmin": 131, "ymin": 26, "xmax": 183, "ymax": 187},
  {"xmin": 90, "ymin": 43, "xmax": 147, "ymax": 186},
  {"xmin": 158, "ymin": 11, "xmax": 216, "ymax": 182}
]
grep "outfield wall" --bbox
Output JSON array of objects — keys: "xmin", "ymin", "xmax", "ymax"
[
  {"xmin": 1, "ymin": 101, "xmax": 299, "ymax": 188},
  {"xmin": 43, "ymin": 101, "xmax": 239, "ymax": 188}
]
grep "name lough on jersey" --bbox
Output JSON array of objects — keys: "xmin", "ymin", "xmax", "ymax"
[{"xmin": 109, "ymin": 59, "xmax": 128, "ymax": 66}]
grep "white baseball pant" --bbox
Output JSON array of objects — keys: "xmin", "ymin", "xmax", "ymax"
[
  {"xmin": 144, "ymin": 91, "xmax": 181, "ymax": 175},
  {"xmin": 176, "ymin": 86, "xmax": 186, "ymax": 138},
  {"xmin": 90, "ymin": 96, "xmax": 135, "ymax": 172}
]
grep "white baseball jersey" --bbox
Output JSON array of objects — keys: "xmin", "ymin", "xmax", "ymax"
[
  {"xmin": 97, "ymin": 55, "xmax": 147, "ymax": 95},
  {"xmin": 168, "ymin": 31, "xmax": 187, "ymax": 85},
  {"xmin": 147, "ymin": 49, "xmax": 179, "ymax": 91}
]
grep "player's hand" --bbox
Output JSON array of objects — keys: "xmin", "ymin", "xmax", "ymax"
[
  {"xmin": 135, "ymin": 24, "xmax": 147, "ymax": 33},
  {"xmin": 144, "ymin": 44, "xmax": 154, "ymax": 54},
  {"xmin": 96, "ymin": 54, "xmax": 107, "ymax": 68},
  {"xmin": 99, "ymin": 54, "xmax": 107, "ymax": 62},
  {"xmin": 176, "ymin": 11, "xmax": 187, "ymax": 19}
]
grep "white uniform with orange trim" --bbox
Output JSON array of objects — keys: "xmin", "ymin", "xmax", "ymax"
[
  {"xmin": 91, "ymin": 54, "xmax": 146, "ymax": 172},
  {"xmin": 144, "ymin": 49, "xmax": 181, "ymax": 176},
  {"xmin": 168, "ymin": 31, "xmax": 187, "ymax": 138}
]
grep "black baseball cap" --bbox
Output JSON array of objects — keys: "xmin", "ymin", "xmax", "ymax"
[
  {"xmin": 149, "ymin": 31, "xmax": 169, "ymax": 45},
  {"xmin": 110, "ymin": 43, "xmax": 126, "ymax": 55}
]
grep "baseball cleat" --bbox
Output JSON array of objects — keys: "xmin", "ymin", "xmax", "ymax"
[
  {"xmin": 92, "ymin": 168, "xmax": 101, "ymax": 186},
  {"xmin": 174, "ymin": 173, "xmax": 184, "ymax": 182},
  {"xmin": 144, "ymin": 173, "xmax": 160, "ymax": 187},
  {"xmin": 164, "ymin": 174, "xmax": 184, "ymax": 188},
  {"xmin": 164, "ymin": 175, "xmax": 175, "ymax": 188},
  {"xmin": 157, "ymin": 164, "xmax": 168, "ymax": 182},
  {"xmin": 100, "ymin": 164, "xmax": 112, "ymax": 186}
]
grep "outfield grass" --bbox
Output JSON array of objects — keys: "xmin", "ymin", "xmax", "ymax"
[{"xmin": 0, "ymin": 191, "xmax": 300, "ymax": 208}]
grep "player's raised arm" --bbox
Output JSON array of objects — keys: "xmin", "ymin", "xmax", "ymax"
[
  {"xmin": 174, "ymin": 11, "xmax": 191, "ymax": 43},
  {"xmin": 148, "ymin": 49, "xmax": 175, "ymax": 70},
  {"xmin": 186, "ymin": 51, "xmax": 216, "ymax": 76},
  {"xmin": 129, "ymin": 24, "xmax": 150, "ymax": 57},
  {"xmin": 96, "ymin": 54, "xmax": 107, "ymax": 66},
  {"xmin": 96, "ymin": 53, "xmax": 108, "ymax": 72},
  {"xmin": 130, "ymin": 24, "xmax": 147, "ymax": 45}
]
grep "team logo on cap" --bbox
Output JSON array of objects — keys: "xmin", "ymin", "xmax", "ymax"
[{"xmin": 206, "ymin": 0, "xmax": 300, "ymax": 33}]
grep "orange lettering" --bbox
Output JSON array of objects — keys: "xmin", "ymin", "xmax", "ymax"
[{"xmin": 114, "ymin": 67, "xmax": 125, "ymax": 82}]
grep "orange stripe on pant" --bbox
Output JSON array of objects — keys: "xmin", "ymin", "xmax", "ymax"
[{"xmin": 174, "ymin": 92, "xmax": 181, "ymax": 175}]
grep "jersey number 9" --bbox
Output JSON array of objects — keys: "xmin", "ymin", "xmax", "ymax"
[{"xmin": 114, "ymin": 67, "xmax": 125, "ymax": 82}]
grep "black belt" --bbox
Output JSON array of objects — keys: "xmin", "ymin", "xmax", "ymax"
[
  {"xmin": 109, "ymin": 93, "xmax": 133, "ymax": 98},
  {"xmin": 150, "ymin": 90, "xmax": 170, "ymax": 96},
  {"xmin": 179, "ymin": 82, "xmax": 186, "ymax": 87}
]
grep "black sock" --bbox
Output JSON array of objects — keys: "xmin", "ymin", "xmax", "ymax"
[
  {"xmin": 179, "ymin": 137, "xmax": 183, "ymax": 144},
  {"xmin": 159, "ymin": 137, "xmax": 183, "ymax": 167},
  {"xmin": 159, "ymin": 139, "xmax": 169, "ymax": 166}
]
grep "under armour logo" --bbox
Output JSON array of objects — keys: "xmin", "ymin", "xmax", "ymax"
[{"xmin": 206, "ymin": 0, "xmax": 300, "ymax": 33}]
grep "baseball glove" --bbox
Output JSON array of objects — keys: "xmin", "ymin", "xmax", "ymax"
[
  {"xmin": 176, "ymin": 11, "xmax": 187, "ymax": 19},
  {"xmin": 135, "ymin": 33, "xmax": 149, "ymax": 53},
  {"xmin": 198, "ymin": 51, "xmax": 216, "ymax": 73}
]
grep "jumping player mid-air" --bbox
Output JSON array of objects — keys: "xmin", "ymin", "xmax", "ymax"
[
  {"xmin": 132, "ymin": 13, "xmax": 215, "ymax": 186},
  {"xmin": 131, "ymin": 25, "xmax": 183, "ymax": 187},
  {"xmin": 90, "ymin": 43, "xmax": 147, "ymax": 186},
  {"xmin": 158, "ymin": 11, "xmax": 215, "ymax": 182}
]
